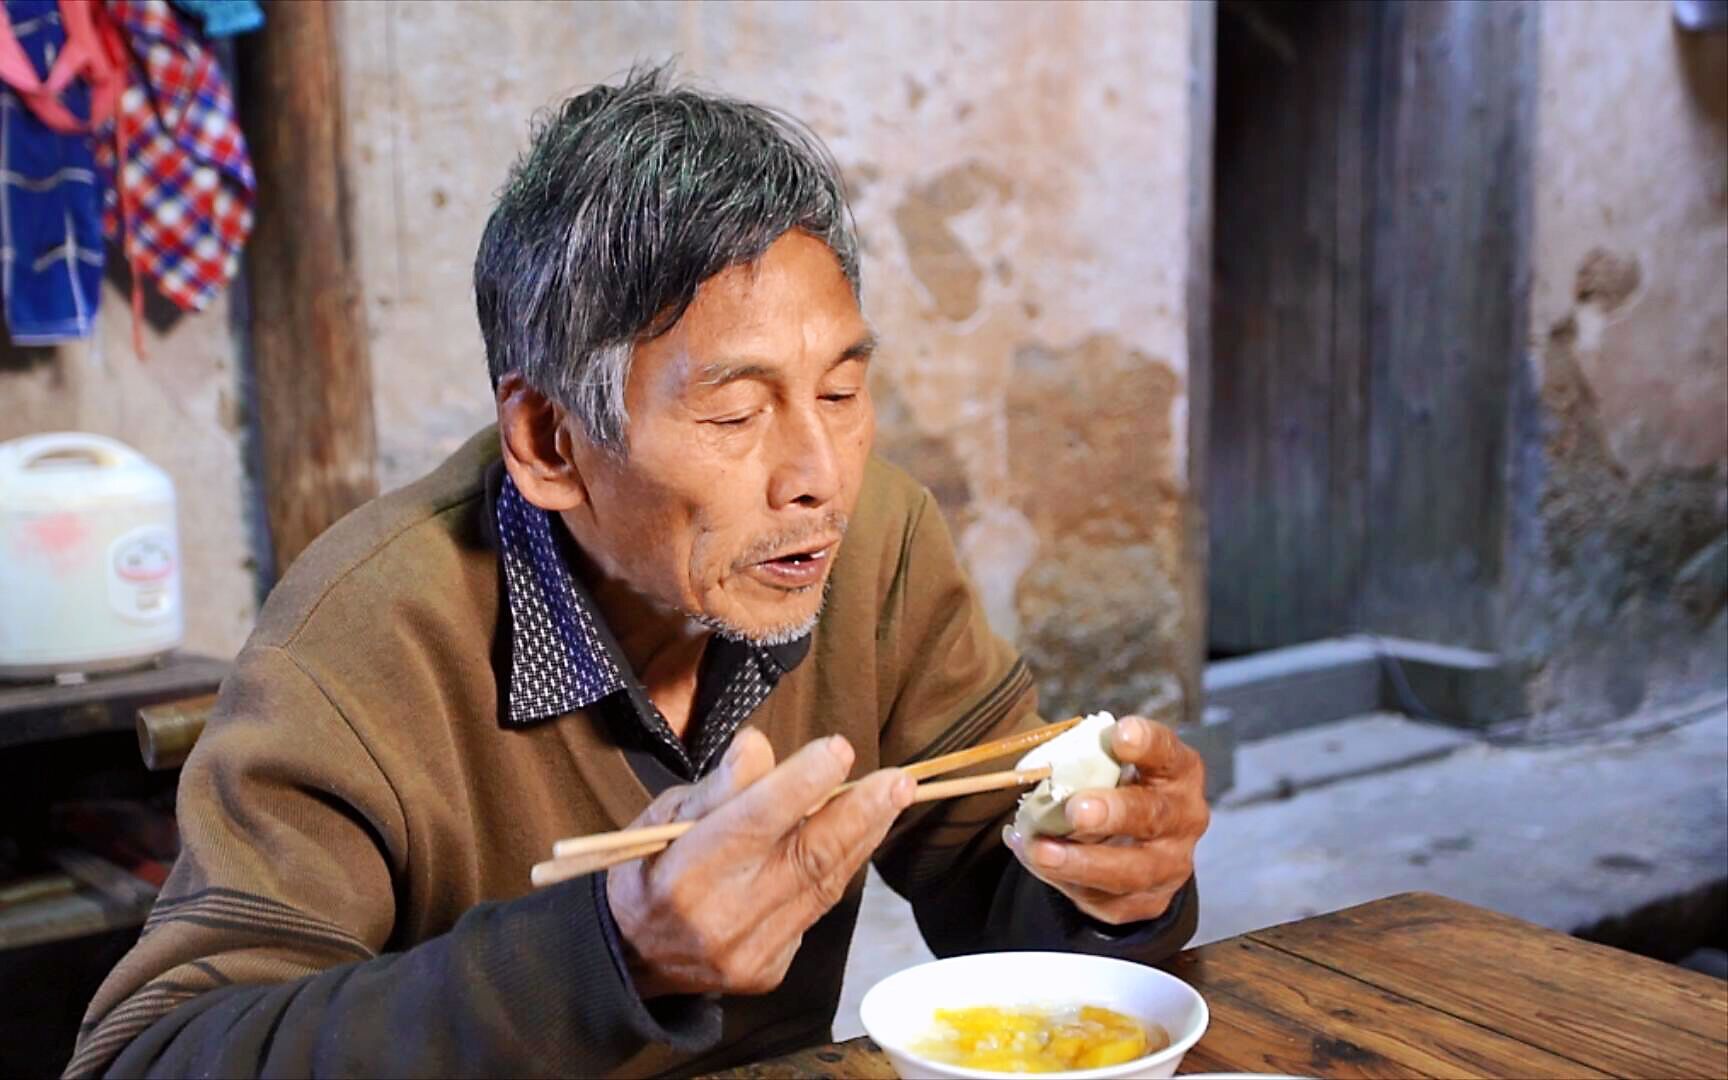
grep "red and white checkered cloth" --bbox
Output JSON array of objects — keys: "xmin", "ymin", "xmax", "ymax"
[{"xmin": 93, "ymin": 0, "xmax": 252, "ymax": 313}]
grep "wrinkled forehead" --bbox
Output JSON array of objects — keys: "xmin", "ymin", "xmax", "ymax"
[
  {"xmin": 635, "ymin": 234, "xmax": 872, "ymax": 393},
  {"xmin": 684, "ymin": 234, "xmax": 863, "ymax": 337}
]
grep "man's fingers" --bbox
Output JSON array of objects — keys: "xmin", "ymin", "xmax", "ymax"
[
  {"xmin": 633, "ymin": 726, "xmax": 777, "ymax": 828},
  {"xmin": 1109, "ymin": 717, "xmax": 1200, "ymax": 779},
  {"xmin": 1009, "ymin": 829, "xmax": 1190, "ymax": 924},
  {"xmin": 680, "ymin": 727, "xmax": 777, "ymax": 821},
  {"xmin": 1063, "ymin": 783, "xmax": 1183, "ymax": 839},
  {"xmin": 1019, "ymin": 834, "xmax": 1193, "ymax": 897},
  {"xmin": 688, "ymin": 734, "xmax": 858, "ymax": 849},
  {"xmin": 779, "ymin": 768, "xmax": 913, "ymax": 921}
]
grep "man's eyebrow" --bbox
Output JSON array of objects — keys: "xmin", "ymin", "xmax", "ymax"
[
  {"xmin": 833, "ymin": 332, "xmax": 879, "ymax": 368},
  {"xmin": 692, "ymin": 360, "xmax": 774, "ymax": 389},
  {"xmin": 692, "ymin": 333, "xmax": 879, "ymax": 388}
]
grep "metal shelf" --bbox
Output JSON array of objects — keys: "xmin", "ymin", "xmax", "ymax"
[
  {"xmin": 0, "ymin": 850, "xmax": 160, "ymax": 955},
  {"xmin": 0, "ymin": 890, "xmax": 151, "ymax": 954}
]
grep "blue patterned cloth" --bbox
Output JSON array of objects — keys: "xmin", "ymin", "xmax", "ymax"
[
  {"xmin": 0, "ymin": 0, "xmax": 105, "ymax": 344},
  {"xmin": 494, "ymin": 474, "xmax": 809, "ymax": 779}
]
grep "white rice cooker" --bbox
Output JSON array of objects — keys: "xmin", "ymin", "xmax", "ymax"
[{"xmin": 0, "ymin": 432, "xmax": 183, "ymax": 680}]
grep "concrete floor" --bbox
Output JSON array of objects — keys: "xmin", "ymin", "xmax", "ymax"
[{"xmin": 834, "ymin": 696, "xmax": 1728, "ymax": 1040}]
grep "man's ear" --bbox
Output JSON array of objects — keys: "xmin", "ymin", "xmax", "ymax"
[{"xmin": 497, "ymin": 373, "xmax": 589, "ymax": 512}]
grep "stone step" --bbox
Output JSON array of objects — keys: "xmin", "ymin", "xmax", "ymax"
[
  {"xmin": 1222, "ymin": 712, "xmax": 1478, "ymax": 808},
  {"xmin": 1192, "ymin": 703, "xmax": 1727, "ymax": 947},
  {"xmin": 1204, "ymin": 634, "xmax": 1521, "ymax": 742}
]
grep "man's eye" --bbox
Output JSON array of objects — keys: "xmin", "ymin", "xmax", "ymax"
[
  {"xmin": 821, "ymin": 392, "xmax": 859, "ymax": 403},
  {"xmin": 707, "ymin": 413, "xmax": 755, "ymax": 427}
]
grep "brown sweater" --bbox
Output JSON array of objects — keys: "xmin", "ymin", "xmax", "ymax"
[{"xmin": 69, "ymin": 428, "xmax": 1197, "ymax": 1078}]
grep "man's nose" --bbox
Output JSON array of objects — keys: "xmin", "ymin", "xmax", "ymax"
[{"xmin": 767, "ymin": 404, "xmax": 841, "ymax": 510}]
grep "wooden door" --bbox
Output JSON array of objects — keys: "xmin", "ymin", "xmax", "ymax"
[{"xmin": 1207, "ymin": 0, "xmax": 1535, "ymax": 654}]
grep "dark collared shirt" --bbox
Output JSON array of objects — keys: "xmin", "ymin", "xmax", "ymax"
[{"xmin": 494, "ymin": 474, "xmax": 809, "ymax": 780}]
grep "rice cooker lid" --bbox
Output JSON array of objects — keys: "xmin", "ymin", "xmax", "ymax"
[{"xmin": 0, "ymin": 432, "xmax": 175, "ymax": 513}]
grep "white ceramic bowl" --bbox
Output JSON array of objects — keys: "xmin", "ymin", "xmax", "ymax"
[{"xmin": 859, "ymin": 951, "xmax": 1209, "ymax": 1079}]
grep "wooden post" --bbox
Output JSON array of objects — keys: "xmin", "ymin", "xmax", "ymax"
[{"xmin": 237, "ymin": 3, "xmax": 376, "ymax": 574}]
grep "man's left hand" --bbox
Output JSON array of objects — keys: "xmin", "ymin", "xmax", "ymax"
[{"xmin": 1004, "ymin": 716, "xmax": 1210, "ymax": 925}]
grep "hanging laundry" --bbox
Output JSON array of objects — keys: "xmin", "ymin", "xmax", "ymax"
[
  {"xmin": 94, "ymin": 0, "xmax": 254, "ymax": 314},
  {"xmin": 170, "ymin": 0, "xmax": 260, "ymax": 39},
  {"xmin": 0, "ymin": 0, "xmax": 124, "ymax": 134},
  {"xmin": 0, "ymin": 0, "xmax": 113, "ymax": 343}
]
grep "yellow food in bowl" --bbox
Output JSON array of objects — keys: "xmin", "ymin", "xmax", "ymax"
[{"xmin": 912, "ymin": 1004, "xmax": 1170, "ymax": 1073}]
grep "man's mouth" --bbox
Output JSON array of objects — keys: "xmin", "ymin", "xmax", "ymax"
[{"xmin": 747, "ymin": 541, "xmax": 837, "ymax": 590}]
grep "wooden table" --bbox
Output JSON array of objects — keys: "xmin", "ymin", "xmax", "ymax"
[{"xmin": 713, "ymin": 892, "xmax": 1728, "ymax": 1078}]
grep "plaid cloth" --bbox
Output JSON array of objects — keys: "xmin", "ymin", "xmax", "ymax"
[
  {"xmin": 94, "ymin": 0, "xmax": 252, "ymax": 312},
  {"xmin": 0, "ymin": 0, "xmax": 106, "ymax": 343}
]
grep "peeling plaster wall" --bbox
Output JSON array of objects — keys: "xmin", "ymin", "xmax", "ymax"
[
  {"xmin": 1508, "ymin": 0, "xmax": 1728, "ymax": 726},
  {"xmin": 0, "ymin": 296, "xmax": 259, "ymax": 659},
  {"xmin": 336, "ymin": 0, "xmax": 1202, "ymax": 721}
]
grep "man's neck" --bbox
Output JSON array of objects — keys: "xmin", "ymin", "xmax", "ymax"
[{"xmin": 559, "ymin": 526, "xmax": 711, "ymax": 741}]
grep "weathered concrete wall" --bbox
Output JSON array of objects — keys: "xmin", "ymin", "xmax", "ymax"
[
  {"xmin": 0, "ymin": 295, "xmax": 259, "ymax": 658},
  {"xmin": 1506, "ymin": 0, "xmax": 1728, "ymax": 726},
  {"xmin": 336, "ymin": 0, "xmax": 1206, "ymax": 721}
]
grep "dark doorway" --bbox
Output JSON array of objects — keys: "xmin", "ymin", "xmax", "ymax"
[{"xmin": 1207, "ymin": 0, "xmax": 1536, "ymax": 657}]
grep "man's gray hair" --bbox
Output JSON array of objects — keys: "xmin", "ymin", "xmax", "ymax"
[{"xmin": 474, "ymin": 64, "xmax": 862, "ymax": 452}]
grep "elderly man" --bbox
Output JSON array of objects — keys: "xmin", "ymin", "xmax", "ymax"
[{"xmin": 70, "ymin": 69, "xmax": 1208, "ymax": 1078}]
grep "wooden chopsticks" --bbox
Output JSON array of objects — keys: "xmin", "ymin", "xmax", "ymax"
[
  {"xmin": 887, "ymin": 715, "xmax": 1079, "ymax": 783},
  {"xmin": 530, "ymin": 716, "xmax": 1080, "ymax": 888}
]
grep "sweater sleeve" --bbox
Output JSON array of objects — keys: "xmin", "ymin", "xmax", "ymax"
[
  {"xmin": 66, "ymin": 645, "xmax": 717, "ymax": 1079},
  {"xmin": 870, "ymin": 492, "xmax": 1198, "ymax": 964}
]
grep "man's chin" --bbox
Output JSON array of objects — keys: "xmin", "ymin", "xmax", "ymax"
[{"xmin": 690, "ymin": 586, "xmax": 828, "ymax": 647}]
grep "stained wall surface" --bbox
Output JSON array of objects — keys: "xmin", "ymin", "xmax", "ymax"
[{"xmin": 1508, "ymin": 0, "xmax": 1728, "ymax": 724}]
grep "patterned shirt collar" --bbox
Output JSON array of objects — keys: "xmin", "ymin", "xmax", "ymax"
[{"xmin": 494, "ymin": 473, "xmax": 810, "ymax": 778}]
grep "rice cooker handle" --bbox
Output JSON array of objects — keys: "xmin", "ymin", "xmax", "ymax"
[{"xmin": 12, "ymin": 432, "xmax": 141, "ymax": 470}]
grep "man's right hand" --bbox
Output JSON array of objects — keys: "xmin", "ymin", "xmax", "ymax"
[{"xmin": 605, "ymin": 727, "xmax": 913, "ymax": 998}]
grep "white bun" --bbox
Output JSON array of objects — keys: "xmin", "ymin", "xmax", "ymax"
[{"xmin": 1013, "ymin": 712, "xmax": 1122, "ymax": 837}]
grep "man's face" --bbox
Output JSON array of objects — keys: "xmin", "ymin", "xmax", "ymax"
[{"xmin": 564, "ymin": 231, "xmax": 876, "ymax": 644}]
